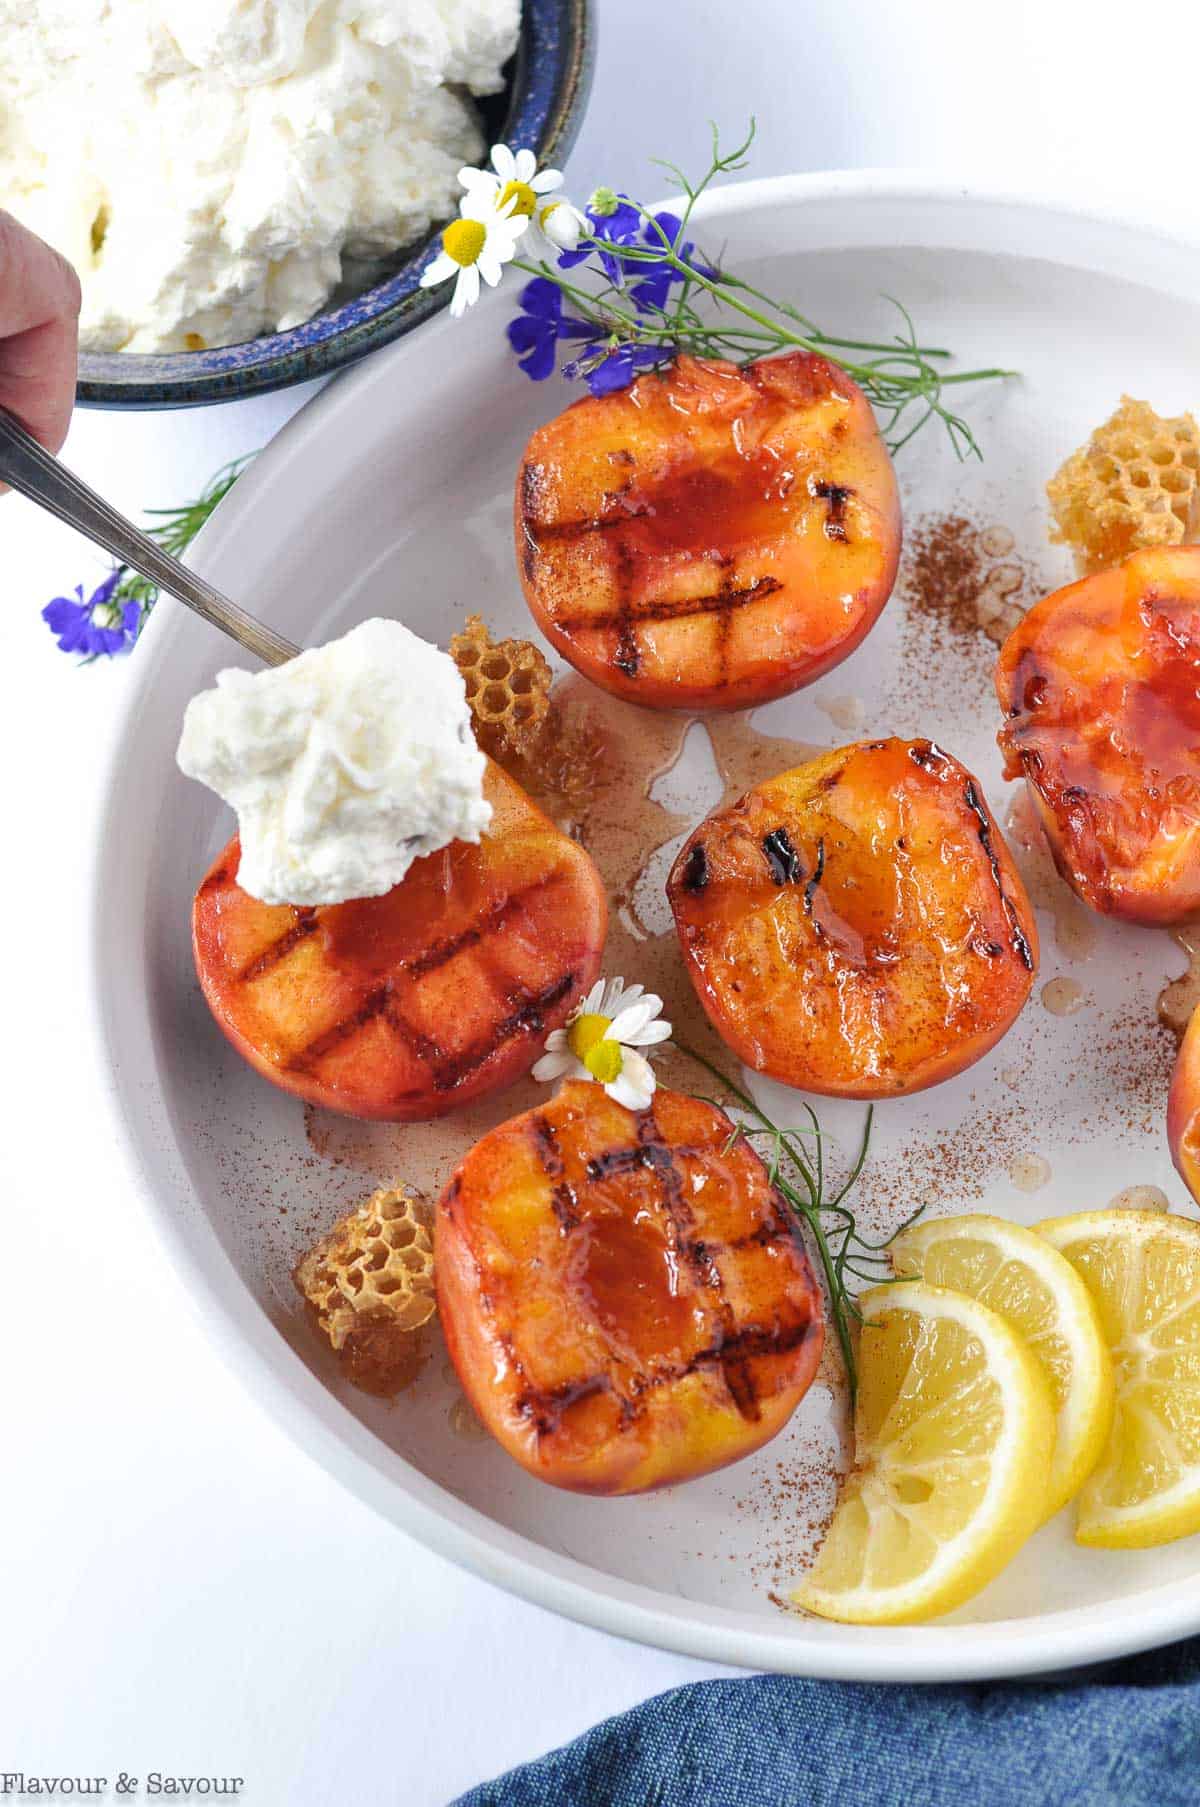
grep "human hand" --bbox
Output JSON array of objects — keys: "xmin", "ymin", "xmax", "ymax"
[{"xmin": 0, "ymin": 210, "xmax": 81, "ymax": 488}]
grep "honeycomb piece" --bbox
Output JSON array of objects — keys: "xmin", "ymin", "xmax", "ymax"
[
  {"xmin": 294, "ymin": 1186, "xmax": 436, "ymax": 1397},
  {"xmin": 1047, "ymin": 396, "xmax": 1200, "ymax": 574},
  {"xmin": 450, "ymin": 613, "xmax": 552, "ymax": 764}
]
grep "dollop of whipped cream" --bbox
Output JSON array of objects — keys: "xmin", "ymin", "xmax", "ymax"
[
  {"xmin": 0, "ymin": 0, "xmax": 520, "ymax": 353},
  {"xmin": 177, "ymin": 619, "xmax": 491, "ymax": 906}
]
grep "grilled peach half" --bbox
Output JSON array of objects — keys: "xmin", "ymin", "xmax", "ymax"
[
  {"xmin": 667, "ymin": 738, "xmax": 1038, "ymax": 1099},
  {"xmin": 515, "ymin": 351, "xmax": 901, "ymax": 710},
  {"xmin": 1168, "ymin": 1005, "xmax": 1200, "ymax": 1206},
  {"xmin": 436, "ymin": 1079, "xmax": 824, "ymax": 1494},
  {"xmin": 192, "ymin": 761, "xmax": 606, "ymax": 1121},
  {"xmin": 996, "ymin": 547, "xmax": 1200, "ymax": 924}
]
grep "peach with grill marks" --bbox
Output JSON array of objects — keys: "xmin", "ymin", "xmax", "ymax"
[
  {"xmin": 436, "ymin": 1079, "xmax": 824, "ymax": 1494},
  {"xmin": 192, "ymin": 760, "xmax": 607, "ymax": 1120},
  {"xmin": 515, "ymin": 351, "xmax": 901, "ymax": 710}
]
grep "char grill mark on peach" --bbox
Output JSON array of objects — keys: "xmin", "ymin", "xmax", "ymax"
[
  {"xmin": 405, "ymin": 876, "xmax": 556, "ymax": 978},
  {"xmin": 290, "ymin": 985, "xmax": 393, "ymax": 1069},
  {"xmin": 530, "ymin": 1111, "xmax": 582, "ymax": 1233},
  {"xmin": 583, "ymin": 1146, "xmax": 793, "ymax": 1256},
  {"xmin": 813, "ymin": 478, "xmax": 852, "ymax": 542},
  {"xmin": 510, "ymin": 1312, "xmax": 819, "ymax": 1439},
  {"xmin": 550, "ymin": 573, "xmax": 786, "ymax": 636},
  {"xmin": 586, "ymin": 1124, "xmax": 736, "ymax": 1301},
  {"xmin": 285, "ymin": 958, "xmax": 578, "ymax": 1092},
  {"xmin": 803, "ymin": 836, "xmax": 826, "ymax": 919},
  {"xmin": 613, "ymin": 539, "xmax": 639, "ymax": 678},
  {"xmin": 522, "ymin": 506, "xmax": 655, "ymax": 540},
  {"xmin": 516, "ymin": 1369, "xmax": 617, "ymax": 1439},
  {"xmin": 237, "ymin": 870, "xmax": 567, "ymax": 1071},
  {"xmin": 426, "ymin": 971, "xmax": 578, "ymax": 1091},
  {"xmin": 507, "ymin": 1106, "xmax": 804, "ymax": 1433},
  {"xmin": 234, "ymin": 909, "xmax": 318, "ymax": 982},
  {"xmin": 907, "ymin": 739, "xmax": 948, "ymax": 773},
  {"xmin": 906, "ymin": 739, "xmax": 1035, "ymax": 967},
  {"xmin": 635, "ymin": 1111, "xmax": 727, "ymax": 1297},
  {"xmin": 762, "ymin": 827, "xmax": 804, "ymax": 885},
  {"xmin": 680, "ymin": 841, "xmax": 709, "ymax": 894},
  {"xmin": 697, "ymin": 1219, "xmax": 800, "ymax": 1257},
  {"xmin": 961, "ymin": 777, "xmax": 1036, "ymax": 972},
  {"xmin": 231, "ymin": 878, "xmax": 555, "ymax": 994},
  {"xmin": 582, "ymin": 1136, "xmax": 705, "ymax": 1181},
  {"xmin": 520, "ymin": 560, "xmax": 784, "ymax": 639}
]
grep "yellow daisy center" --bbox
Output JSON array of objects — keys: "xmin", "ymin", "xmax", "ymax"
[
  {"xmin": 443, "ymin": 218, "xmax": 487, "ymax": 267},
  {"xmin": 568, "ymin": 1012, "xmax": 611, "ymax": 1060},
  {"xmin": 498, "ymin": 178, "xmax": 538, "ymax": 218},
  {"xmin": 567, "ymin": 1012, "xmax": 623, "ymax": 1084}
]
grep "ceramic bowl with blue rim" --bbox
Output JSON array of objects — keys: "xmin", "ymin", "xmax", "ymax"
[{"xmin": 76, "ymin": 0, "xmax": 592, "ymax": 410}]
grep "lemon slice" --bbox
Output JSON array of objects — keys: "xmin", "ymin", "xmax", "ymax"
[
  {"xmin": 792, "ymin": 1280, "xmax": 1055, "ymax": 1624},
  {"xmin": 891, "ymin": 1214, "xmax": 1114, "ymax": 1519},
  {"xmin": 1037, "ymin": 1210, "xmax": 1200, "ymax": 1548}
]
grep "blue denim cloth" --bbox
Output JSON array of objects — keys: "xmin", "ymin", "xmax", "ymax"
[{"xmin": 453, "ymin": 1642, "xmax": 1200, "ymax": 1806}]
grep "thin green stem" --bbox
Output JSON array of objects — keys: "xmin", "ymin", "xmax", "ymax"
[
  {"xmin": 829, "ymin": 1104, "xmax": 874, "ymax": 1210},
  {"xmin": 507, "ymin": 122, "xmax": 1011, "ymax": 457}
]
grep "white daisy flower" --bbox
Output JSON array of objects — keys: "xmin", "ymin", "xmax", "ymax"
[
  {"xmin": 532, "ymin": 976, "xmax": 672, "ymax": 1113},
  {"xmin": 458, "ymin": 143, "xmax": 565, "ymax": 225},
  {"xmin": 419, "ymin": 189, "xmax": 529, "ymax": 318},
  {"xmin": 537, "ymin": 197, "xmax": 588, "ymax": 252}
]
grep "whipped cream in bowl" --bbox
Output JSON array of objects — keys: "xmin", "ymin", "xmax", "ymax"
[
  {"xmin": 177, "ymin": 618, "xmax": 491, "ymax": 906},
  {"xmin": 0, "ymin": 0, "xmax": 591, "ymax": 404},
  {"xmin": 1, "ymin": 0, "xmax": 522, "ymax": 356}
]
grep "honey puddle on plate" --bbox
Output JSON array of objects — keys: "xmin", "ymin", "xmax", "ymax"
[
  {"xmin": 1042, "ymin": 976, "xmax": 1086, "ymax": 1018},
  {"xmin": 305, "ymin": 675, "xmax": 821, "ymax": 1206},
  {"xmin": 448, "ymin": 1393, "xmax": 489, "ymax": 1441},
  {"xmin": 1159, "ymin": 915, "xmax": 1200, "ymax": 1042},
  {"xmin": 1107, "ymin": 1184, "xmax": 1170, "ymax": 1213},
  {"xmin": 1007, "ymin": 1152, "xmax": 1052, "ymax": 1192}
]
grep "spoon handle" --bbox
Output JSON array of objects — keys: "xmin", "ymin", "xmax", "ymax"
[{"xmin": 0, "ymin": 408, "xmax": 299, "ymax": 668}]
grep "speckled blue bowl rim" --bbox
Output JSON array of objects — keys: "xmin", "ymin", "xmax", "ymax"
[{"xmin": 76, "ymin": 0, "xmax": 593, "ymax": 409}]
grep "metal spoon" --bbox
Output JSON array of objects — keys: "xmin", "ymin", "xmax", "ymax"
[{"xmin": 0, "ymin": 406, "xmax": 298, "ymax": 667}]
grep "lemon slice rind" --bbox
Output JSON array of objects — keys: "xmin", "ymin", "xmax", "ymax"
[
  {"xmin": 792, "ymin": 1280, "xmax": 1055, "ymax": 1625},
  {"xmin": 1037, "ymin": 1209, "xmax": 1200, "ymax": 1550},
  {"xmin": 891, "ymin": 1212, "xmax": 1114, "ymax": 1520}
]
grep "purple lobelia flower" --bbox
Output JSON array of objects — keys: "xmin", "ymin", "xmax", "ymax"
[
  {"xmin": 563, "ymin": 339, "xmax": 668, "ymax": 397},
  {"xmin": 506, "ymin": 277, "xmax": 604, "ymax": 381},
  {"xmin": 42, "ymin": 568, "xmax": 141, "ymax": 658}
]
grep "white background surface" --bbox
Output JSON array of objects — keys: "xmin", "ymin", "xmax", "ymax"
[{"xmin": 3, "ymin": 2, "xmax": 1198, "ymax": 1803}]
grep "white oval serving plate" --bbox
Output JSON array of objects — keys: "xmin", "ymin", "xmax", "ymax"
[{"xmin": 92, "ymin": 175, "xmax": 1200, "ymax": 1681}]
